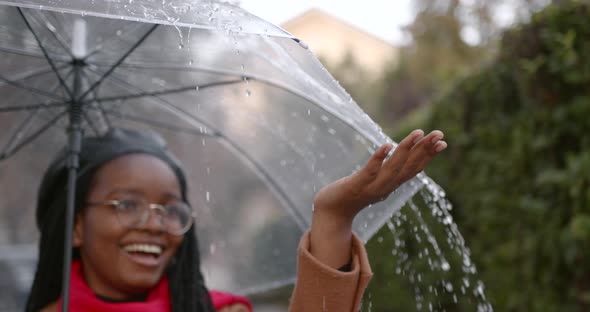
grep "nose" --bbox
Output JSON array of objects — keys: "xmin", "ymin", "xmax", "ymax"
[{"xmin": 137, "ymin": 206, "xmax": 166, "ymax": 233}]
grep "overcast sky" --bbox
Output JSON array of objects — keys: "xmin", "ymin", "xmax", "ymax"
[{"xmin": 239, "ymin": 0, "xmax": 414, "ymax": 44}]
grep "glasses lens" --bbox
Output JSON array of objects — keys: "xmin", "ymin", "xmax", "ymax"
[
  {"xmin": 162, "ymin": 202, "xmax": 193, "ymax": 235},
  {"xmin": 114, "ymin": 199, "xmax": 145, "ymax": 228},
  {"xmin": 113, "ymin": 199, "xmax": 193, "ymax": 235}
]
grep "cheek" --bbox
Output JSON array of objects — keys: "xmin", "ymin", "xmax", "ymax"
[
  {"xmin": 81, "ymin": 210, "xmax": 125, "ymax": 247},
  {"xmin": 167, "ymin": 234, "xmax": 184, "ymax": 255}
]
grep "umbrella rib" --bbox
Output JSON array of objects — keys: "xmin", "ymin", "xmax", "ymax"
[
  {"xmin": 17, "ymin": 8, "xmax": 74, "ymax": 99},
  {"xmin": 91, "ymin": 107, "xmax": 219, "ymax": 138},
  {"xmin": 0, "ymin": 102, "xmax": 68, "ymax": 113},
  {"xmin": 0, "ymin": 74, "xmax": 66, "ymax": 101},
  {"xmin": 83, "ymin": 23, "xmax": 146, "ymax": 61},
  {"xmin": 0, "ymin": 109, "xmax": 67, "ymax": 161},
  {"xmin": 0, "ymin": 63, "xmax": 69, "ymax": 86},
  {"xmin": 77, "ymin": 24, "xmax": 159, "ymax": 102},
  {"xmin": 33, "ymin": 10, "xmax": 74, "ymax": 59},
  {"xmin": 97, "ymin": 62, "xmax": 376, "ymax": 149},
  {"xmin": 92, "ymin": 72, "xmax": 308, "ymax": 230},
  {"xmin": 88, "ymin": 80, "xmax": 243, "ymax": 104},
  {"xmin": 0, "ymin": 67, "xmax": 70, "ymax": 156},
  {"xmin": 0, "ymin": 46, "xmax": 64, "ymax": 61},
  {"xmin": 81, "ymin": 107, "xmax": 101, "ymax": 136},
  {"xmin": 79, "ymin": 69, "xmax": 112, "ymax": 131}
]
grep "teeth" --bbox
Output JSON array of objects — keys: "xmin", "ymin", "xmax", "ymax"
[{"xmin": 123, "ymin": 244, "xmax": 162, "ymax": 255}]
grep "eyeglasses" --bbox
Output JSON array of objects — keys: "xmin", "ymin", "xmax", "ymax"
[{"xmin": 87, "ymin": 198, "xmax": 195, "ymax": 236}]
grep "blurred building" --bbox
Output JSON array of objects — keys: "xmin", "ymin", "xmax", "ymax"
[{"xmin": 281, "ymin": 8, "xmax": 399, "ymax": 79}]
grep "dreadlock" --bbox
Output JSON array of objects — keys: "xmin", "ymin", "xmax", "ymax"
[{"xmin": 25, "ymin": 129, "xmax": 214, "ymax": 312}]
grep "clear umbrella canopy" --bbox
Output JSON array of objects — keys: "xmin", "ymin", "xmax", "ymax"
[{"xmin": 0, "ymin": 0, "xmax": 423, "ymax": 296}]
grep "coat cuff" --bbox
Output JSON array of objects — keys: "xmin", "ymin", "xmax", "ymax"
[{"xmin": 289, "ymin": 231, "xmax": 373, "ymax": 312}]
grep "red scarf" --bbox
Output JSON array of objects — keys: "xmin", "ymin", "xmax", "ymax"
[{"xmin": 57, "ymin": 260, "xmax": 252, "ymax": 311}]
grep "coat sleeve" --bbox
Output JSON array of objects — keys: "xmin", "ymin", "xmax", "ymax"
[{"xmin": 288, "ymin": 231, "xmax": 373, "ymax": 312}]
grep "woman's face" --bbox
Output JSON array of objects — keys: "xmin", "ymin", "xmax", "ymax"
[{"xmin": 73, "ymin": 154, "xmax": 184, "ymax": 299}]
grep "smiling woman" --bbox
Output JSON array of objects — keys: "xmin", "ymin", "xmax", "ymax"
[{"xmin": 26, "ymin": 127, "xmax": 445, "ymax": 312}]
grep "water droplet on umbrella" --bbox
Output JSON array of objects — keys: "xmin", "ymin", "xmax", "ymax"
[
  {"xmin": 205, "ymin": 191, "xmax": 210, "ymax": 202},
  {"xmin": 116, "ymin": 30, "xmax": 123, "ymax": 36},
  {"xmin": 195, "ymin": 86, "xmax": 200, "ymax": 91},
  {"xmin": 245, "ymin": 90, "xmax": 251, "ymax": 97},
  {"xmin": 178, "ymin": 43, "xmax": 184, "ymax": 49},
  {"xmin": 188, "ymin": 59, "xmax": 193, "ymax": 65},
  {"xmin": 441, "ymin": 261, "xmax": 450, "ymax": 271}
]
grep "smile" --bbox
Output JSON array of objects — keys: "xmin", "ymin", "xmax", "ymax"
[{"xmin": 122, "ymin": 243, "xmax": 164, "ymax": 267}]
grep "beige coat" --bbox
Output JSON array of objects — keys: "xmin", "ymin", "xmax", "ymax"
[
  {"xmin": 41, "ymin": 232, "xmax": 372, "ymax": 312},
  {"xmin": 289, "ymin": 231, "xmax": 373, "ymax": 311}
]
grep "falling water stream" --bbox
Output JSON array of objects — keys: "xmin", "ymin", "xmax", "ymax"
[{"xmin": 361, "ymin": 177, "xmax": 493, "ymax": 311}]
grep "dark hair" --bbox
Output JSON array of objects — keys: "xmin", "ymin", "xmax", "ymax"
[{"xmin": 26, "ymin": 129, "xmax": 214, "ymax": 312}]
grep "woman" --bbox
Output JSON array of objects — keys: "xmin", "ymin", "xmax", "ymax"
[{"xmin": 26, "ymin": 127, "xmax": 446, "ymax": 311}]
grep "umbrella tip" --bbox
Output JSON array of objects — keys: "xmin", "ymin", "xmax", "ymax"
[{"xmin": 72, "ymin": 18, "xmax": 87, "ymax": 59}]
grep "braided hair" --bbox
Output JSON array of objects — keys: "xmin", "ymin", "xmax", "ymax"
[{"xmin": 26, "ymin": 129, "xmax": 213, "ymax": 312}]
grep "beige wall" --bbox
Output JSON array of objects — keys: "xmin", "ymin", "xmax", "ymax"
[{"xmin": 281, "ymin": 9, "xmax": 398, "ymax": 78}]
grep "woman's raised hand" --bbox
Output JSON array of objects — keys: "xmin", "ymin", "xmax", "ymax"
[{"xmin": 309, "ymin": 129, "xmax": 447, "ymax": 268}]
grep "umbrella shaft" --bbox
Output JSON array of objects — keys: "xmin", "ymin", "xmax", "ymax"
[{"xmin": 61, "ymin": 64, "xmax": 84, "ymax": 312}]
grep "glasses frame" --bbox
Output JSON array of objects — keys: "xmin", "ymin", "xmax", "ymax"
[{"xmin": 86, "ymin": 199, "xmax": 196, "ymax": 236}]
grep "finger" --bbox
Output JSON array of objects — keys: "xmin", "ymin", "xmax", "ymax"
[
  {"xmin": 373, "ymin": 130, "xmax": 424, "ymax": 190},
  {"xmin": 381, "ymin": 129, "xmax": 424, "ymax": 174},
  {"xmin": 414, "ymin": 140, "xmax": 447, "ymax": 174},
  {"xmin": 396, "ymin": 130, "xmax": 444, "ymax": 182},
  {"xmin": 355, "ymin": 143, "xmax": 393, "ymax": 184}
]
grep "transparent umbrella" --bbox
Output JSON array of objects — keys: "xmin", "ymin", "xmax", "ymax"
[{"xmin": 0, "ymin": 0, "xmax": 424, "ymax": 308}]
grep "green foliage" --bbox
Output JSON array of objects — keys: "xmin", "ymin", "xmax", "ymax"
[{"xmin": 392, "ymin": 2, "xmax": 590, "ymax": 310}]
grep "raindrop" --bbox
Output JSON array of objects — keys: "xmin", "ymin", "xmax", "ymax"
[
  {"xmin": 206, "ymin": 167, "xmax": 211, "ymax": 175},
  {"xmin": 443, "ymin": 215, "xmax": 453, "ymax": 224},
  {"xmin": 240, "ymin": 64, "xmax": 245, "ymax": 71},
  {"xmin": 245, "ymin": 90, "xmax": 251, "ymax": 97},
  {"xmin": 377, "ymin": 236, "xmax": 384, "ymax": 243},
  {"xmin": 205, "ymin": 191, "xmax": 210, "ymax": 202},
  {"xmin": 209, "ymin": 243, "xmax": 216, "ymax": 255},
  {"xmin": 188, "ymin": 59, "xmax": 193, "ymax": 65},
  {"xmin": 445, "ymin": 282, "xmax": 454, "ymax": 292},
  {"xmin": 116, "ymin": 30, "xmax": 123, "ymax": 36},
  {"xmin": 328, "ymin": 128, "xmax": 336, "ymax": 135},
  {"xmin": 178, "ymin": 43, "xmax": 184, "ymax": 49},
  {"xmin": 320, "ymin": 115, "xmax": 329, "ymax": 122},
  {"xmin": 441, "ymin": 261, "xmax": 451, "ymax": 271},
  {"xmin": 195, "ymin": 86, "xmax": 200, "ymax": 91},
  {"xmin": 307, "ymin": 109, "xmax": 311, "ymax": 115}
]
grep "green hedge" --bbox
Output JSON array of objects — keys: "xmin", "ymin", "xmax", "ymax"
[{"xmin": 366, "ymin": 2, "xmax": 590, "ymax": 311}]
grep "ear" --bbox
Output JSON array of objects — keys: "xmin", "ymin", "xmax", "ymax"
[{"xmin": 72, "ymin": 214, "xmax": 84, "ymax": 247}]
